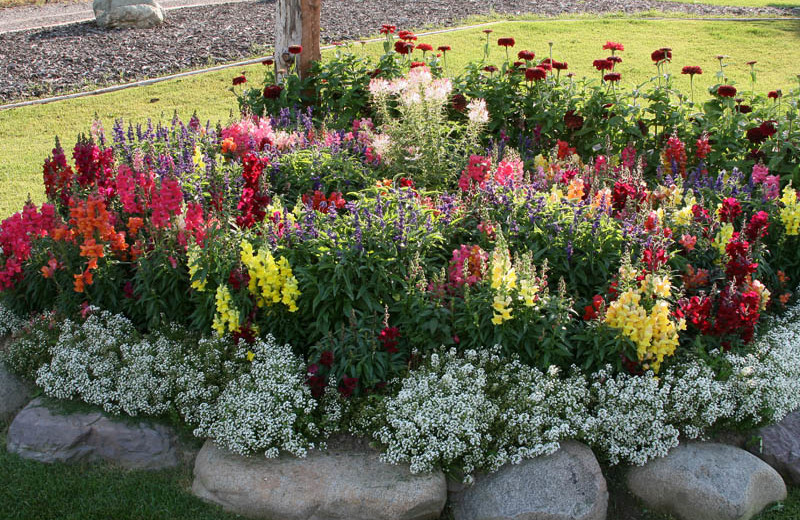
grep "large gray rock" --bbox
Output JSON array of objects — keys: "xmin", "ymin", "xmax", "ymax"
[
  {"xmin": 627, "ymin": 442, "xmax": 786, "ymax": 520},
  {"xmin": 7, "ymin": 398, "xmax": 185, "ymax": 470},
  {"xmin": 192, "ymin": 436, "xmax": 447, "ymax": 520},
  {"xmin": 751, "ymin": 410, "xmax": 800, "ymax": 485},
  {"xmin": 0, "ymin": 363, "xmax": 31, "ymax": 423},
  {"xmin": 93, "ymin": 0, "xmax": 165, "ymax": 29},
  {"xmin": 451, "ymin": 441, "xmax": 608, "ymax": 520}
]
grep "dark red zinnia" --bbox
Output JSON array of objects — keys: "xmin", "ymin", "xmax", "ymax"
[
  {"xmin": 232, "ymin": 75, "xmax": 247, "ymax": 86},
  {"xmin": 451, "ymin": 93, "xmax": 468, "ymax": 112},
  {"xmin": 768, "ymin": 90, "xmax": 781, "ymax": 99},
  {"xmin": 483, "ymin": 65, "xmax": 498, "ymax": 73},
  {"xmin": 263, "ymin": 84, "xmax": 283, "ymax": 99},
  {"xmin": 518, "ymin": 50, "xmax": 535, "ymax": 61},
  {"xmin": 288, "ymin": 45, "xmax": 303, "ymax": 54},
  {"xmin": 394, "ymin": 41, "xmax": 414, "ymax": 55},
  {"xmin": 553, "ymin": 61, "xmax": 568, "ymax": 70},
  {"xmin": 525, "ymin": 67, "xmax": 547, "ymax": 82},
  {"xmin": 716, "ymin": 85, "xmax": 737, "ymax": 98},
  {"xmin": 438, "ymin": 45, "xmax": 451, "ymax": 52},
  {"xmin": 564, "ymin": 110, "xmax": 584, "ymax": 131},
  {"xmin": 497, "ymin": 37, "xmax": 515, "ymax": 47},
  {"xmin": 604, "ymin": 72, "xmax": 621, "ymax": 82},
  {"xmin": 593, "ymin": 59, "xmax": 613, "ymax": 71},
  {"xmin": 681, "ymin": 65, "xmax": 702, "ymax": 76},
  {"xmin": 651, "ymin": 47, "xmax": 672, "ymax": 62}
]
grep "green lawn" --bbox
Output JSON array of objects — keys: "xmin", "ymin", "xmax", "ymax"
[
  {"xmin": 663, "ymin": 0, "xmax": 800, "ymax": 7},
  {"xmin": 0, "ymin": 430, "xmax": 244, "ymax": 520},
  {"xmin": 2, "ymin": 18, "xmax": 800, "ymax": 219}
]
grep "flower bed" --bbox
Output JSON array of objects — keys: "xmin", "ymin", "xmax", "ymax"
[{"xmin": 2, "ymin": 29, "xmax": 800, "ymax": 480}]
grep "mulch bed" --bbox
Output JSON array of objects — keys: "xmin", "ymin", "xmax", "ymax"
[{"xmin": 0, "ymin": 0, "xmax": 795, "ymax": 103}]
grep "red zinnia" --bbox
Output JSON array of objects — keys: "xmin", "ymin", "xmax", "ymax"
[
  {"xmin": 681, "ymin": 65, "xmax": 702, "ymax": 76},
  {"xmin": 603, "ymin": 41, "xmax": 624, "ymax": 52},
  {"xmin": 398, "ymin": 30, "xmax": 417, "ymax": 41},
  {"xmin": 497, "ymin": 37, "xmax": 515, "ymax": 47},
  {"xmin": 651, "ymin": 47, "xmax": 672, "ymax": 62},
  {"xmin": 232, "ymin": 75, "xmax": 247, "ymax": 86},
  {"xmin": 380, "ymin": 24, "xmax": 396, "ymax": 34},
  {"xmin": 604, "ymin": 72, "xmax": 621, "ymax": 82},
  {"xmin": 716, "ymin": 85, "xmax": 737, "ymax": 98},
  {"xmin": 553, "ymin": 61, "xmax": 568, "ymax": 71},
  {"xmin": 607, "ymin": 56, "xmax": 622, "ymax": 65},
  {"xmin": 483, "ymin": 65, "xmax": 498, "ymax": 73},
  {"xmin": 518, "ymin": 50, "xmax": 535, "ymax": 61},
  {"xmin": 262, "ymin": 58, "xmax": 274, "ymax": 66},
  {"xmin": 394, "ymin": 41, "xmax": 414, "ymax": 55},
  {"xmin": 410, "ymin": 61, "xmax": 426, "ymax": 68},
  {"xmin": 593, "ymin": 59, "xmax": 613, "ymax": 71},
  {"xmin": 263, "ymin": 84, "xmax": 283, "ymax": 99},
  {"xmin": 525, "ymin": 67, "xmax": 547, "ymax": 82},
  {"xmin": 564, "ymin": 110, "xmax": 584, "ymax": 131},
  {"xmin": 438, "ymin": 45, "xmax": 451, "ymax": 52},
  {"xmin": 483, "ymin": 29, "xmax": 493, "ymax": 34},
  {"xmin": 451, "ymin": 93, "xmax": 468, "ymax": 112},
  {"xmin": 768, "ymin": 90, "xmax": 781, "ymax": 99},
  {"xmin": 288, "ymin": 45, "xmax": 302, "ymax": 54},
  {"xmin": 416, "ymin": 43, "xmax": 433, "ymax": 52}
]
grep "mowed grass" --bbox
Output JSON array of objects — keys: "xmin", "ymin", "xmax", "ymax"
[
  {"xmin": 661, "ymin": 0, "xmax": 800, "ymax": 7},
  {"xmin": 2, "ymin": 18, "xmax": 800, "ymax": 218},
  {"xmin": 0, "ymin": 430, "xmax": 245, "ymax": 520}
]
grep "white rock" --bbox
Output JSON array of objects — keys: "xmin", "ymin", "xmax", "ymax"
[
  {"xmin": 627, "ymin": 442, "xmax": 786, "ymax": 520},
  {"xmin": 93, "ymin": 0, "xmax": 165, "ymax": 29},
  {"xmin": 192, "ymin": 436, "xmax": 447, "ymax": 520},
  {"xmin": 451, "ymin": 441, "xmax": 608, "ymax": 520},
  {"xmin": 7, "ymin": 397, "xmax": 188, "ymax": 470}
]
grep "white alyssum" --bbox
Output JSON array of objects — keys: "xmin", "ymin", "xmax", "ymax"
[
  {"xmin": 193, "ymin": 335, "xmax": 321, "ymax": 458},
  {"xmin": 581, "ymin": 367, "xmax": 679, "ymax": 466},
  {"xmin": 373, "ymin": 347, "xmax": 588, "ymax": 480},
  {"xmin": 722, "ymin": 299, "xmax": 800, "ymax": 425},
  {"xmin": 0, "ymin": 301, "xmax": 21, "ymax": 337},
  {"xmin": 35, "ymin": 311, "xmax": 178, "ymax": 416}
]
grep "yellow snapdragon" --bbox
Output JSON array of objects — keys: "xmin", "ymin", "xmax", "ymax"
[
  {"xmin": 240, "ymin": 240, "xmax": 300, "ymax": 312},
  {"xmin": 518, "ymin": 278, "xmax": 540, "ymax": 307},
  {"xmin": 491, "ymin": 295, "xmax": 513, "ymax": 325},
  {"xmin": 187, "ymin": 246, "xmax": 207, "ymax": 291},
  {"xmin": 713, "ymin": 223, "xmax": 735, "ymax": 257},
  {"xmin": 604, "ymin": 289, "xmax": 681, "ymax": 373},
  {"xmin": 641, "ymin": 273, "xmax": 671, "ymax": 299},
  {"xmin": 192, "ymin": 146, "xmax": 206, "ymax": 174},
  {"xmin": 212, "ymin": 285, "xmax": 241, "ymax": 335},
  {"xmin": 779, "ymin": 186, "xmax": 800, "ymax": 236}
]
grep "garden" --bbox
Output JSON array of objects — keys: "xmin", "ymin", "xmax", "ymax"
[{"xmin": 2, "ymin": 1, "xmax": 800, "ymax": 519}]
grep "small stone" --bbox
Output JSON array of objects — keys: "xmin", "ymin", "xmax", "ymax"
[
  {"xmin": 0, "ymin": 363, "xmax": 31, "ymax": 423},
  {"xmin": 451, "ymin": 441, "xmax": 608, "ymax": 520},
  {"xmin": 7, "ymin": 398, "xmax": 186, "ymax": 470},
  {"xmin": 93, "ymin": 0, "xmax": 165, "ymax": 29},
  {"xmin": 192, "ymin": 436, "xmax": 446, "ymax": 520},
  {"xmin": 627, "ymin": 442, "xmax": 786, "ymax": 520},
  {"xmin": 751, "ymin": 410, "xmax": 800, "ymax": 485}
]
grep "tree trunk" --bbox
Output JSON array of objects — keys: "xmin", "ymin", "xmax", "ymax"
[{"xmin": 275, "ymin": 0, "xmax": 320, "ymax": 81}]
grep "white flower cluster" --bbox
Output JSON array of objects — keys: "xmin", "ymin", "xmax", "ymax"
[
  {"xmin": 722, "ymin": 301, "xmax": 800, "ymax": 425},
  {"xmin": 372, "ymin": 347, "xmax": 588, "ymax": 480},
  {"xmin": 35, "ymin": 311, "xmax": 177, "ymax": 416},
  {"xmin": 1, "ymin": 311, "xmax": 55, "ymax": 380},
  {"xmin": 193, "ymin": 336, "xmax": 321, "ymax": 458},
  {"xmin": 581, "ymin": 367, "xmax": 679, "ymax": 466},
  {"xmin": 0, "ymin": 301, "xmax": 22, "ymax": 337}
]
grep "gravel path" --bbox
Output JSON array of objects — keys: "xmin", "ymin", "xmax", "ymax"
[
  {"xmin": 0, "ymin": 0, "xmax": 797, "ymax": 104},
  {"xmin": 0, "ymin": 0, "xmax": 255, "ymax": 34}
]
